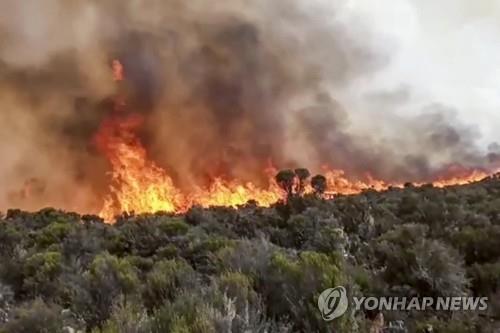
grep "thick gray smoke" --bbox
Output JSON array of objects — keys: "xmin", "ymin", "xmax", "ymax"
[{"xmin": 0, "ymin": 0, "xmax": 498, "ymax": 212}]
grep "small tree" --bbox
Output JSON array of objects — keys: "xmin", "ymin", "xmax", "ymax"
[
  {"xmin": 294, "ymin": 168, "xmax": 311, "ymax": 195},
  {"xmin": 311, "ymin": 175, "xmax": 327, "ymax": 196},
  {"xmin": 275, "ymin": 170, "xmax": 296, "ymax": 198}
]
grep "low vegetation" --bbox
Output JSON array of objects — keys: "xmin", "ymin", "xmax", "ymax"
[{"xmin": 1, "ymin": 172, "xmax": 500, "ymax": 332}]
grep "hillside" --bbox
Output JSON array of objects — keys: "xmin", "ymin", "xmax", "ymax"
[{"xmin": 1, "ymin": 176, "xmax": 500, "ymax": 332}]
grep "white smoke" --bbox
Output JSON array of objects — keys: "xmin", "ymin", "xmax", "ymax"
[{"xmin": 334, "ymin": 0, "xmax": 500, "ymax": 147}]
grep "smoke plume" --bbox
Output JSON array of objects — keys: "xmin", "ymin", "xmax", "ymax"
[{"xmin": 0, "ymin": 0, "xmax": 498, "ymax": 213}]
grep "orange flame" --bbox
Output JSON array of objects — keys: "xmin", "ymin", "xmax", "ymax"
[
  {"xmin": 95, "ymin": 115, "xmax": 186, "ymax": 221},
  {"xmin": 94, "ymin": 60, "xmax": 495, "ymax": 222},
  {"xmin": 95, "ymin": 60, "xmax": 286, "ymax": 221},
  {"xmin": 426, "ymin": 169, "xmax": 489, "ymax": 188}
]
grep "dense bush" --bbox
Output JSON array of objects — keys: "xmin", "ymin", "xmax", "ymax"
[{"xmin": 1, "ymin": 176, "xmax": 500, "ymax": 332}]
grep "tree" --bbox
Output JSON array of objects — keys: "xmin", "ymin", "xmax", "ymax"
[
  {"xmin": 294, "ymin": 168, "xmax": 311, "ymax": 194},
  {"xmin": 311, "ymin": 175, "xmax": 327, "ymax": 196},
  {"xmin": 275, "ymin": 169, "xmax": 296, "ymax": 197}
]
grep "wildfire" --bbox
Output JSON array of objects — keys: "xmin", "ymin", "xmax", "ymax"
[
  {"xmin": 426, "ymin": 169, "xmax": 489, "ymax": 188},
  {"xmin": 94, "ymin": 114, "xmax": 186, "ymax": 221},
  {"xmin": 322, "ymin": 169, "xmax": 390, "ymax": 195},
  {"xmin": 94, "ymin": 114, "xmax": 286, "ymax": 221},
  {"xmin": 94, "ymin": 115, "xmax": 286, "ymax": 220},
  {"xmin": 94, "ymin": 60, "xmax": 287, "ymax": 221},
  {"xmin": 94, "ymin": 60, "xmax": 494, "ymax": 222}
]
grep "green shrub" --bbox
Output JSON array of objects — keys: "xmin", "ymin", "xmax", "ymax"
[
  {"xmin": 150, "ymin": 292, "xmax": 216, "ymax": 333},
  {"xmin": 143, "ymin": 259, "xmax": 195, "ymax": 310},
  {"xmin": 96, "ymin": 297, "xmax": 150, "ymax": 333},
  {"xmin": 2, "ymin": 299, "xmax": 62, "ymax": 333},
  {"xmin": 36, "ymin": 222, "xmax": 75, "ymax": 248},
  {"xmin": 218, "ymin": 271, "xmax": 257, "ymax": 312},
  {"xmin": 23, "ymin": 251, "xmax": 62, "ymax": 297},
  {"xmin": 73, "ymin": 253, "xmax": 139, "ymax": 329},
  {"xmin": 265, "ymin": 251, "xmax": 344, "ymax": 331},
  {"xmin": 158, "ymin": 218, "xmax": 190, "ymax": 237}
]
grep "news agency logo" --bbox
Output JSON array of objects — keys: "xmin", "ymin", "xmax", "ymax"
[
  {"xmin": 317, "ymin": 286, "xmax": 349, "ymax": 321},
  {"xmin": 318, "ymin": 286, "xmax": 489, "ymax": 321}
]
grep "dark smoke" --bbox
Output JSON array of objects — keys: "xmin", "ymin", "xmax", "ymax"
[{"xmin": 0, "ymin": 0, "xmax": 497, "ymax": 212}]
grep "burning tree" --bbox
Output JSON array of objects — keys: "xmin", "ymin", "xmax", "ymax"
[
  {"xmin": 311, "ymin": 174, "xmax": 327, "ymax": 196},
  {"xmin": 275, "ymin": 169, "xmax": 297, "ymax": 198},
  {"xmin": 294, "ymin": 168, "xmax": 311, "ymax": 195}
]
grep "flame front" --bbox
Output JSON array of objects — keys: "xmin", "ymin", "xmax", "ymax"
[
  {"xmin": 93, "ymin": 60, "xmax": 495, "ymax": 222},
  {"xmin": 95, "ymin": 117, "xmax": 285, "ymax": 220},
  {"xmin": 94, "ymin": 114, "xmax": 186, "ymax": 221},
  {"xmin": 95, "ymin": 62, "xmax": 285, "ymax": 220}
]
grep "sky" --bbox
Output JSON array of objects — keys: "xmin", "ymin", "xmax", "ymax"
[{"xmin": 334, "ymin": 0, "xmax": 500, "ymax": 148}]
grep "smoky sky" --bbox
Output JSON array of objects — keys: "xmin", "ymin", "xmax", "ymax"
[{"xmin": 0, "ymin": 0, "xmax": 498, "ymax": 212}]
